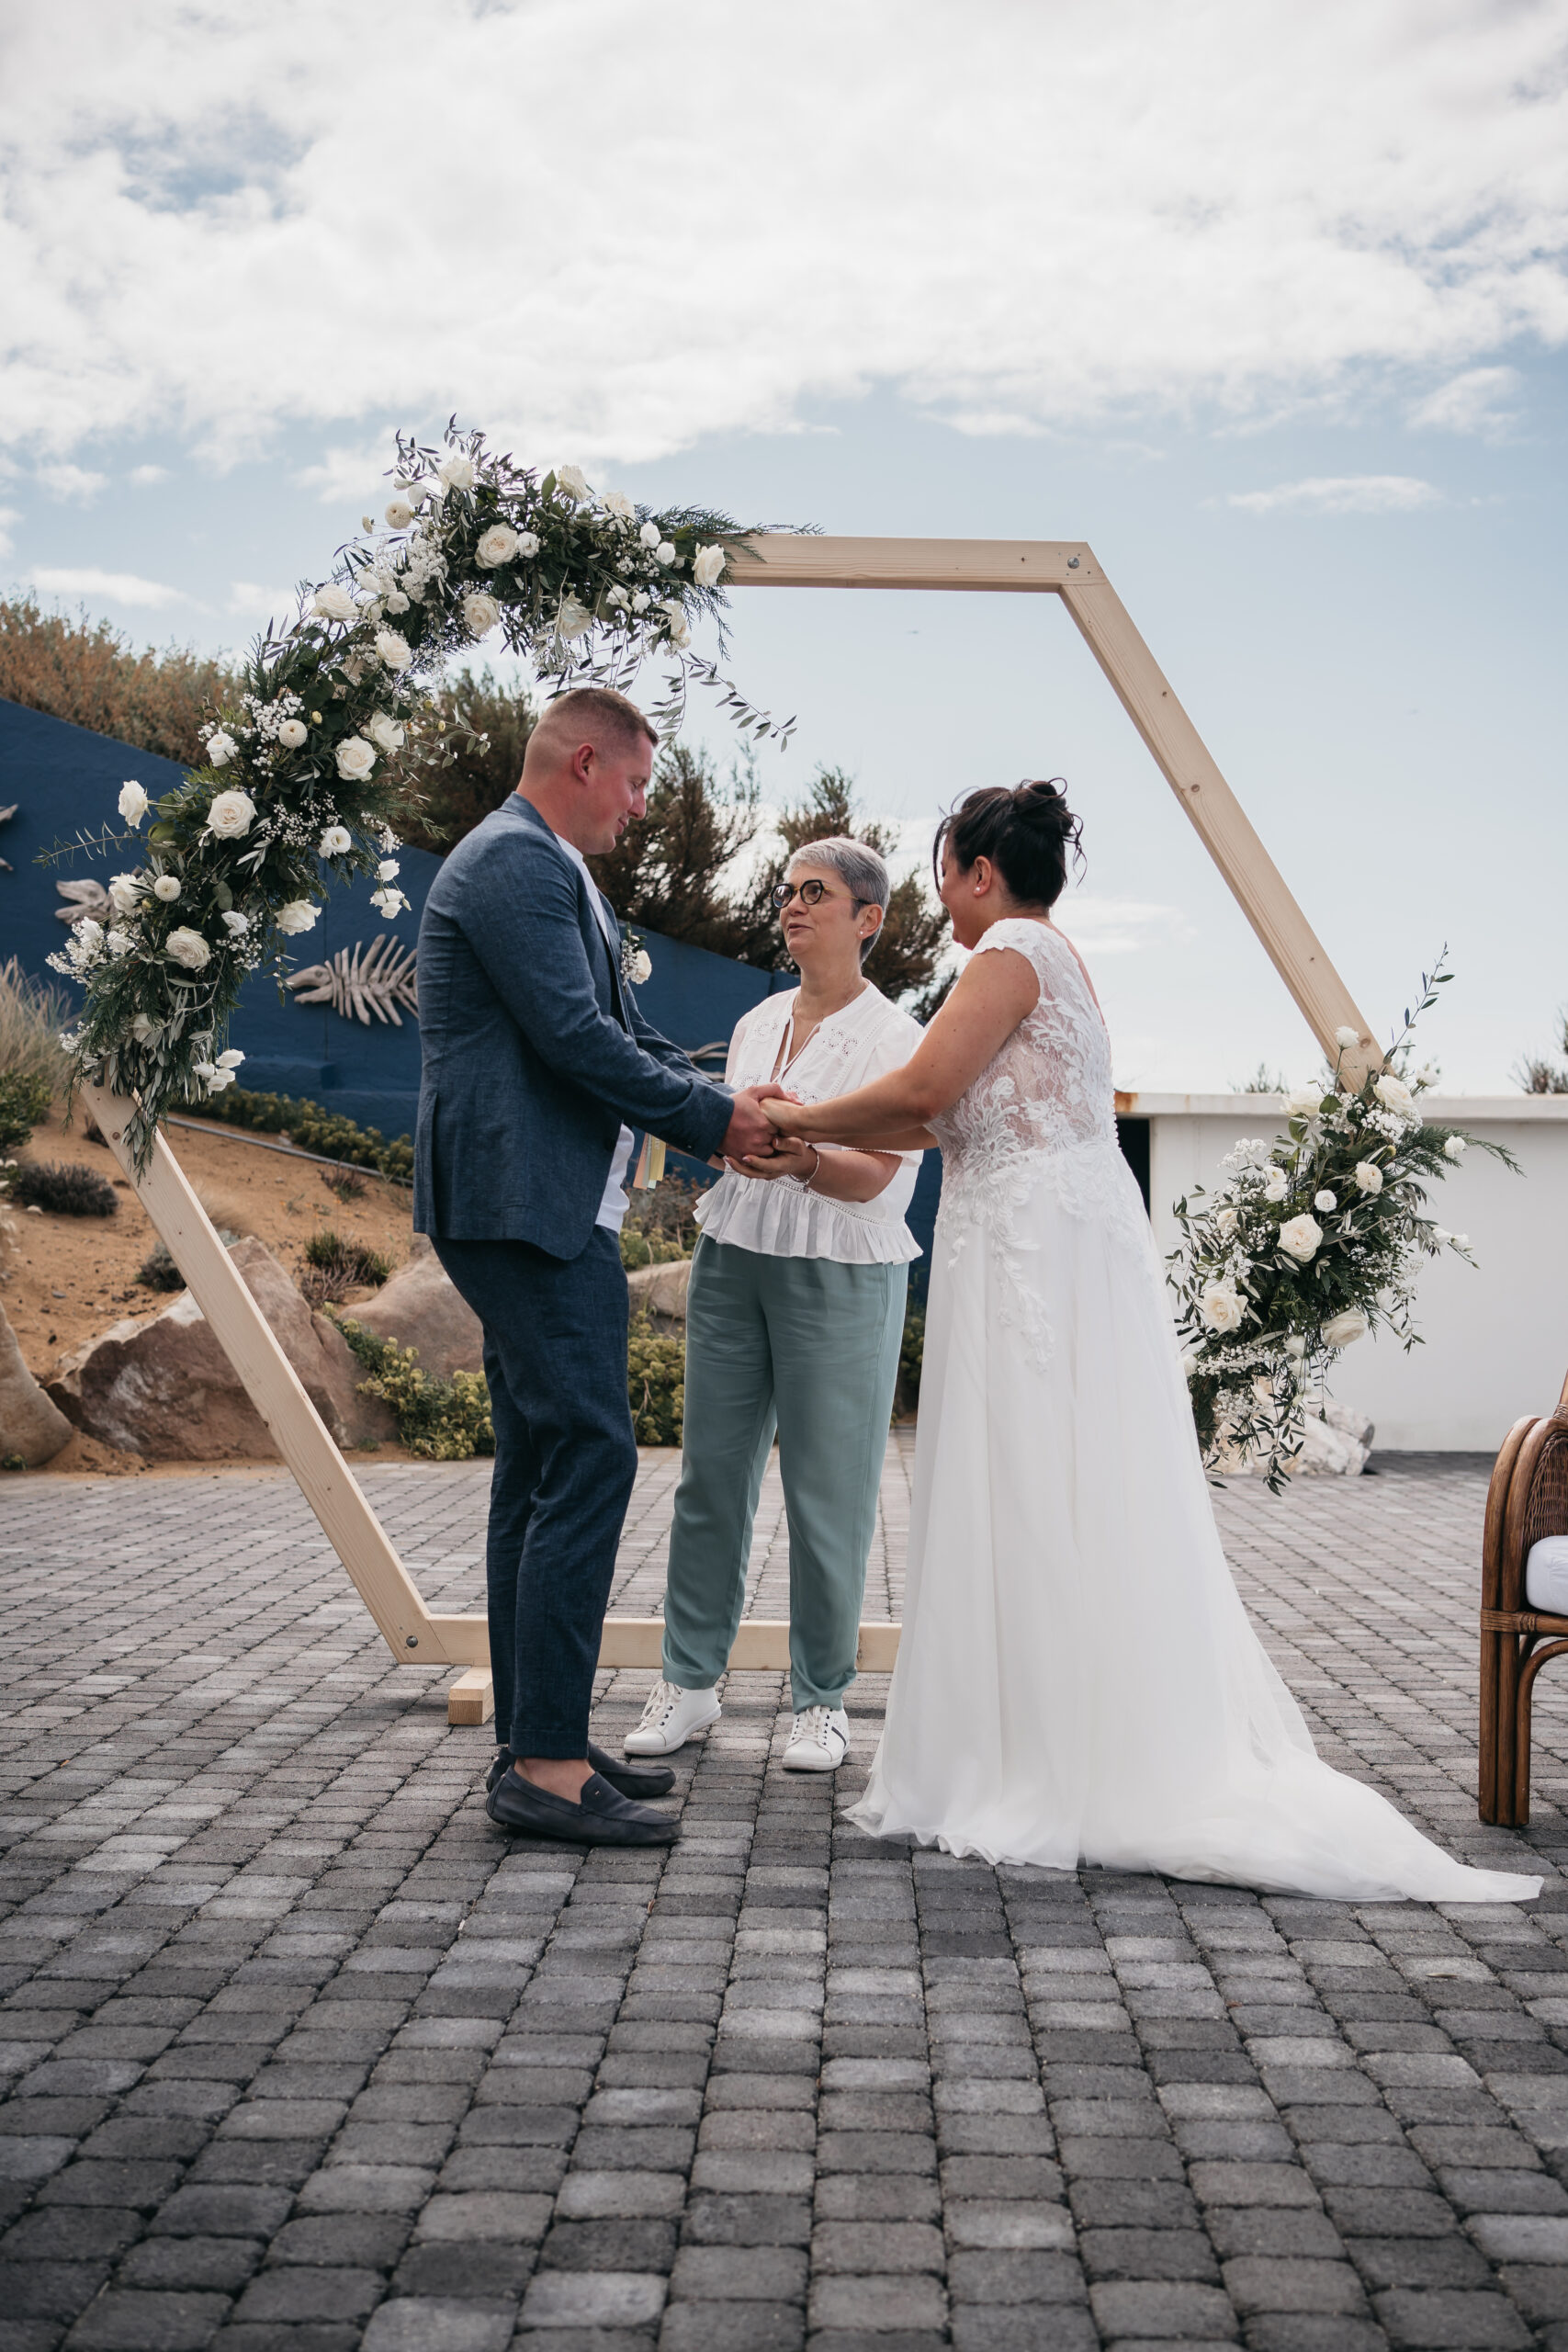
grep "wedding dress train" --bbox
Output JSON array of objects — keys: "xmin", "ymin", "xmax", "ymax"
[{"xmin": 849, "ymin": 919, "xmax": 1540, "ymax": 1903}]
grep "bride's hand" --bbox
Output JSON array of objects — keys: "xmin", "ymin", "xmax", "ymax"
[
  {"xmin": 727, "ymin": 1135, "xmax": 818, "ymax": 1184},
  {"xmin": 761, "ymin": 1093, "xmax": 806, "ymax": 1131}
]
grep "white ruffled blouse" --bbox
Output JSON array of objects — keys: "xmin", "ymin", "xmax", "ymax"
[{"xmin": 695, "ymin": 982, "xmax": 927, "ymax": 1265}]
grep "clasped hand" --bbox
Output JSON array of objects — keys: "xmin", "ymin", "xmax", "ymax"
[{"xmin": 718, "ymin": 1083, "xmax": 791, "ymax": 1165}]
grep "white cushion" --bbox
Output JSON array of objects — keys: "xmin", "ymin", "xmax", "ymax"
[{"xmin": 1525, "ymin": 1535, "xmax": 1568, "ymax": 1615}]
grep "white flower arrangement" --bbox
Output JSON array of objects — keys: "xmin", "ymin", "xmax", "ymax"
[{"xmin": 1168, "ymin": 953, "xmax": 1517, "ymax": 1489}]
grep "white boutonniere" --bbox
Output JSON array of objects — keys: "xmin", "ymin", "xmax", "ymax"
[{"xmin": 620, "ymin": 931, "xmax": 652, "ymax": 988}]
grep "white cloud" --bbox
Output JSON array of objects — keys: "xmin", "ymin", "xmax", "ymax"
[
  {"xmin": 128, "ymin": 462, "xmax": 168, "ymax": 485},
  {"xmin": 293, "ymin": 442, "xmax": 400, "ymax": 506},
  {"xmin": 0, "ymin": 505, "xmax": 18, "ymax": 556},
  {"xmin": 36, "ymin": 462, "xmax": 107, "ymax": 501},
  {"xmin": 1, "ymin": 2, "xmax": 1565, "ymax": 467},
  {"xmin": 1227, "ymin": 475, "xmax": 1443, "ymax": 516},
  {"xmin": 1407, "ymin": 365, "xmax": 1522, "ymax": 436},
  {"xmin": 31, "ymin": 566, "xmax": 187, "ymax": 609},
  {"xmin": 226, "ymin": 579, "xmax": 299, "ymax": 623},
  {"xmin": 1061, "ymin": 897, "xmax": 1198, "ymax": 956}
]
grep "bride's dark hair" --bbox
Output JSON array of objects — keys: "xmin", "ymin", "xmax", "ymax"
[{"xmin": 933, "ymin": 779, "xmax": 1085, "ymax": 911}]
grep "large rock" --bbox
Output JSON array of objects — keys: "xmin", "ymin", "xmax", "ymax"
[
  {"xmin": 1295, "ymin": 1394, "xmax": 1374, "ymax": 1476},
  {"xmin": 47, "ymin": 1236, "xmax": 394, "ymax": 1461},
  {"xmin": 0, "ymin": 1300, "xmax": 73, "ymax": 1465},
  {"xmin": 626, "ymin": 1257, "xmax": 692, "ymax": 1332},
  {"xmin": 343, "ymin": 1235, "xmax": 485, "ymax": 1377}
]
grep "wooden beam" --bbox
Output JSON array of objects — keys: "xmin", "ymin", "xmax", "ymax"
[
  {"xmin": 82, "ymin": 1081, "xmax": 456, "ymax": 1667},
  {"xmin": 727, "ymin": 535, "xmax": 1099, "ymax": 593},
  {"xmin": 588, "ymin": 1620, "xmax": 901, "ymax": 1674},
  {"xmin": 447, "ymin": 1666, "xmax": 495, "ymax": 1727}
]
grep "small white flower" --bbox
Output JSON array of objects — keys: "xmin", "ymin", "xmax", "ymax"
[
  {"xmin": 1373, "ymin": 1073, "xmax": 1415, "ymax": 1117},
  {"xmin": 1215, "ymin": 1205, "xmax": 1238, "ymax": 1237},
  {"xmin": 475, "ymin": 525, "xmax": 519, "ymax": 570},
  {"xmin": 118, "ymin": 779, "xmax": 149, "ymax": 827},
  {"xmin": 556, "ymin": 596, "xmax": 592, "ymax": 640},
  {"xmin": 1284, "ymin": 1085, "xmax": 1324, "ymax": 1118},
  {"xmin": 385, "ymin": 497, "xmax": 414, "ymax": 529},
  {"xmin": 277, "ymin": 718, "xmax": 309, "ymax": 750},
  {"xmin": 208, "ymin": 1068, "xmax": 236, "ymax": 1092},
  {"xmin": 319, "ymin": 825, "xmax": 353, "ymax": 857},
  {"xmin": 165, "ymin": 926, "xmax": 211, "ymax": 971},
  {"xmin": 1444, "ymin": 1135, "xmax": 1467, "ymax": 1161},
  {"xmin": 605, "ymin": 585, "xmax": 629, "ymax": 610},
  {"xmin": 1199, "ymin": 1280, "xmax": 1245, "ymax": 1335},
  {"xmin": 206, "ymin": 729, "xmax": 239, "ymax": 768},
  {"xmin": 661, "ymin": 600, "xmax": 691, "ymax": 649},
  {"xmin": 437, "ymin": 452, "xmax": 476, "ymax": 492},
  {"xmin": 220, "ymin": 910, "xmax": 250, "ymax": 935},
  {"xmin": 130, "ymin": 1012, "xmax": 163, "ymax": 1044},
  {"xmin": 1415, "ymin": 1063, "xmax": 1438, "ymax": 1087},
  {"xmin": 693, "ymin": 544, "xmax": 726, "ymax": 588},
  {"xmin": 192, "ymin": 1060, "xmax": 217, "ymax": 1082},
  {"xmin": 463, "ymin": 591, "xmax": 501, "ymax": 637},
  {"xmin": 556, "ymin": 463, "xmax": 590, "ymax": 503},
  {"xmin": 1278, "ymin": 1214, "xmax": 1323, "ymax": 1262},
  {"xmin": 1452, "ymin": 1232, "xmax": 1470, "ymax": 1250},
  {"xmin": 1282, "ymin": 1333, "xmax": 1308, "ymax": 1360},
  {"xmin": 367, "ymin": 712, "xmax": 405, "ymax": 755},
  {"xmin": 638, "ymin": 520, "xmax": 661, "ymax": 548},
  {"xmin": 1352, "ymin": 1161, "xmax": 1383, "ymax": 1194},
  {"xmin": 631, "ymin": 589, "xmax": 650, "ymax": 613},
  {"xmin": 631, "ymin": 949, "xmax": 652, "ymax": 985},
  {"xmin": 1314, "ymin": 1189, "xmax": 1337, "ymax": 1214},
  {"xmin": 385, "ymin": 590, "xmax": 410, "ymax": 614},
  {"xmin": 374, "ymin": 628, "xmax": 413, "ymax": 673},
  {"xmin": 217, "ymin": 1048, "xmax": 244, "ymax": 1069},
  {"xmin": 516, "ymin": 530, "xmax": 540, "ymax": 558},
  {"xmin": 602, "ymin": 490, "xmax": 636, "ymax": 521},
  {"xmin": 1262, "ymin": 1167, "xmax": 1289, "ymax": 1203},
  {"xmin": 275, "ymin": 899, "xmax": 321, "ymax": 935},
  {"xmin": 107, "ymin": 873, "xmax": 141, "ymax": 914},
  {"xmin": 207, "ymin": 788, "xmax": 257, "ymax": 839},
  {"xmin": 1322, "ymin": 1309, "xmax": 1369, "ymax": 1349},
  {"xmin": 654, "ymin": 539, "xmax": 677, "ymax": 566},
  {"xmin": 370, "ymin": 886, "xmax": 410, "ymax": 918},
  {"xmin": 377, "ymin": 858, "xmax": 400, "ymax": 882},
  {"xmin": 105, "ymin": 926, "xmax": 132, "ymax": 957},
  {"xmin": 1335, "ymin": 1025, "xmax": 1360, "ymax": 1051},
  {"xmin": 1431, "ymin": 1227, "xmax": 1450, "ymax": 1247},
  {"xmin": 311, "ymin": 584, "xmax": 357, "ymax": 624},
  {"xmin": 152, "ymin": 875, "xmax": 181, "ymax": 903},
  {"xmin": 334, "ymin": 735, "xmax": 377, "ymax": 782}
]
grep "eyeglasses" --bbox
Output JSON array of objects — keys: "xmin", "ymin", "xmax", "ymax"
[{"xmin": 772, "ymin": 878, "xmax": 841, "ymax": 909}]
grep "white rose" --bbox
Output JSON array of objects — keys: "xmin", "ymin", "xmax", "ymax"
[
  {"xmin": 206, "ymin": 729, "xmax": 238, "ymax": 768},
  {"xmin": 370, "ymin": 886, "xmax": 410, "ymax": 917},
  {"xmin": 631, "ymin": 590, "xmax": 650, "ymax": 614},
  {"xmin": 1215, "ymin": 1205, "xmax": 1238, "ymax": 1236},
  {"xmin": 319, "ymin": 826, "xmax": 353, "ymax": 856},
  {"xmin": 1199, "ymin": 1281, "xmax": 1245, "ymax": 1335},
  {"xmin": 602, "ymin": 491, "xmax": 636, "ymax": 521},
  {"xmin": 367, "ymin": 712, "xmax": 405, "ymax": 754},
  {"xmin": 385, "ymin": 590, "xmax": 410, "ymax": 614},
  {"xmin": 631, "ymin": 949, "xmax": 652, "ymax": 985},
  {"xmin": 385, "ymin": 497, "xmax": 414, "ymax": 529},
  {"xmin": 1282, "ymin": 1333, "xmax": 1307, "ymax": 1361},
  {"xmin": 475, "ymin": 525, "xmax": 519, "ymax": 569},
  {"xmin": 217, "ymin": 1049, "xmax": 244, "ymax": 1070},
  {"xmin": 1353, "ymin": 1161, "xmax": 1383, "ymax": 1194},
  {"xmin": 276, "ymin": 899, "xmax": 321, "ymax": 935},
  {"xmin": 605, "ymin": 585, "xmax": 629, "ymax": 610},
  {"xmin": 165, "ymin": 927, "xmax": 211, "ymax": 971},
  {"xmin": 208, "ymin": 1068, "xmax": 236, "ymax": 1091},
  {"xmin": 661, "ymin": 600, "xmax": 691, "ymax": 649},
  {"xmin": 105, "ymin": 927, "xmax": 132, "ymax": 957},
  {"xmin": 107, "ymin": 873, "xmax": 141, "ymax": 914},
  {"xmin": 1314, "ymin": 1190, "xmax": 1337, "ymax": 1214},
  {"xmin": 638, "ymin": 521, "xmax": 661, "ymax": 548},
  {"xmin": 1279, "ymin": 1214, "xmax": 1323, "ymax": 1262},
  {"xmin": 375, "ymin": 628, "xmax": 413, "ymax": 673},
  {"xmin": 378, "ymin": 858, "xmax": 400, "ymax": 881},
  {"xmin": 192, "ymin": 1060, "xmax": 217, "ymax": 1082},
  {"xmin": 1262, "ymin": 1167, "xmax": 1288, "ymax": 1203},
  {"xmin": 220, "ymin": 910, "xmax": 250, "ymax": 935},
  {"xmin": 1373, "ymin": 1074, "xmax": 1415, "ymax": 1117},
  {"xmin": 208, "ymin": 789, "xmax": 257, "ymax": 839},
  {"xmin": 277, "ymin": 718, "xmax": 309, "ymax": 750},
  {"xmin": 311, "ymin": 584, "xmax": 356, "ymax": 624},
  {"xmin": 118, "ymin": 779, "xmax": 148, "ymax": 827},
  {"xmin": 130, "ymin": 1012, "xmax": 162, "ymax": 1044},
  {"xmin": 516, "ymin": 531, "xmax": 540, "ymax": 557},
  {"xmin": 1444, "ymin": 1135, "xmax": 1467, "ymax": 1161},
  {"xmin": 1452, "ymin": 1232, "xmax": 1470, "ymax": 1250},
  {"xmin": 1284, "ymin": 1086, "xmax": 1324, "ymax": 1118},
  {"xmin": 1322, "ymin": 1309, "xmax": 1369, "ymax": 1349},
  {"xmin": 556, "ymin": 596, "xmax": 592, "ymax": 640},
  {"xmin": 437, "ymin": 452, "xmax": 476, "ymax": 492},
  {"xmin": 693, "ymin": 544, "xmax": 726, "ymax": 588},
  {"xmin": 152, "ymin": 875, "xmax": 181, "ymax": 902},
  {"xmin": 654, "ymin": 540, "xmax": 676, "ymax": 566},
  {"xmin": 335, "ymin": 735, "xmax": 377, "ymax": 782},
  {"xmin": 463, "ymin": 592, "xmax": 502, "ymax": 637},
  {"xmin": 556, "ymin": 464, "xmax": 590, "ymax": 503}
]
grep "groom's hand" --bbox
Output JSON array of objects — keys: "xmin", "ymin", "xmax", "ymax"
[{"xmin": 721, "ymin": 1084, "xmax": 787, "ymax": 1162}]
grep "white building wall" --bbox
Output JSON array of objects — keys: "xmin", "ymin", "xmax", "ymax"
[{"xmin": 1130, "ymin": 1095, "xmax": 1568, "ymax": 1453}]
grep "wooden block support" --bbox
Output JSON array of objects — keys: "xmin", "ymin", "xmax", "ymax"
[
  {"xmin": 447, "ymin": 1667, "xmax": 495, "ymax": 1726},
  {"xmin": 590, "ymin": 1620, "xmax": 900, "ymax": 1674}
]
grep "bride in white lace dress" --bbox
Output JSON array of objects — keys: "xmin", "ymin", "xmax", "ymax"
[{"xmin": 763, "ymin": 781, "xmax": 1540, "ymax": 1903}]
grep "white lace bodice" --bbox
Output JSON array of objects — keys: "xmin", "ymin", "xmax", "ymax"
[{"xmin": 932, "ymin": 918, "xmax": 1142, "ymax": 1363}]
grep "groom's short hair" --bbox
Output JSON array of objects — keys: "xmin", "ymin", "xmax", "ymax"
[{"xmin": 532, "ymin": 686, "xmax": 658, "ymax": 756}]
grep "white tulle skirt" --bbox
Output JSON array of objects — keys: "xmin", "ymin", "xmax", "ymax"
[{"xmin": 849, "ymin": 1157, "xmax": 1540, "ymax": 1904}]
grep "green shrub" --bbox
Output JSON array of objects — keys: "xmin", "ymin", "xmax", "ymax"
[
  {"xmin": 0, "ymin": 957, "xmax": 72, "ymax": 1148},
  {"xmin": 301, "ymin": 1228, "xmax": 393, "ymax": 1306},
  {"xmin": 0, "ymin": 1069, "xmax": 52, "ymax": 1153},
  {"xmin": 197, "ymin": 1088, "xmax": 414, "ymax": 1185},
  {"xmin": 138, "ymin": 1227, "xmax": 238, "ymax": 1291},
  {"xmin": 618, "ymin": 1170, "xmax": 702, "ymax": 1270},
  {"xmin": 333, "ymin": 1317, "xmax": 494, "ymax": 1461},
  {"xmin": 13, "ymin": 1159, "xmax": 118, "ymax": 1217},
  {"xmin": 627, "ymin": 1311, "xmax": 685, "ymax": 1446}
]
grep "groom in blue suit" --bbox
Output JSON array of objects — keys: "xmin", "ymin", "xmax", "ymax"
[{"xmin": 414, "ymin": 686, "xmax": 782, "ymax": 1846}]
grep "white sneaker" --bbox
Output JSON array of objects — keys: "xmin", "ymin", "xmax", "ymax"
[
  {"xmin": 783, "ymin": 1705, "xmax": 849, "ymax": 1771},
  {"xmin": 624, "ymin": 1679, "xmax": 721, "ymax": 1756}
]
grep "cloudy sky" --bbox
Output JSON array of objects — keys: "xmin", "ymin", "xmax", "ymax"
[{"xmin": 4, "ymin": 0, "xmax": 1565, "ymax": 1089}]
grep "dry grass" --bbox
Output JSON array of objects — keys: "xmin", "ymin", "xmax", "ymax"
[{"xmin": 0, "ymin": 593, "xmax": 241, "ymax": 766}]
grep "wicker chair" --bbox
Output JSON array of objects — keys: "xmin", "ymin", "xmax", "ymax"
[{"xmin": 1479, "ymin": 1368, "xmax": 1568, "ymax": 1826}]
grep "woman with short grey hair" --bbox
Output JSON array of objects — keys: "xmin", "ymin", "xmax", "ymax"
[{"xmin": 626, "ymin": 837, "xmax": 927, "ymax": 1772}]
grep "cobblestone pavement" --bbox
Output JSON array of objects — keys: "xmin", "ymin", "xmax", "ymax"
[{"xmin": 5, "ymin": 1446, "xmax": 1568, "ymax": 2352}]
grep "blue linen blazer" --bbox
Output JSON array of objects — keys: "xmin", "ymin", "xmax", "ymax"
[{"xmin": 413, "ymin": 792, "xmax": 734, "ymax": 1255}]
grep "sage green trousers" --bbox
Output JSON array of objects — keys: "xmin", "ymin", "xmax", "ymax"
[{"xmin": 661, "ymin": 1235, "xmax": 908, "ymax": 1711}]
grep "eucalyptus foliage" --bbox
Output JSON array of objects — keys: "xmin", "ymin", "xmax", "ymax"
[
  {"xmin": 1168, "ymin": 956, "xmax": 1516, "ymax": 1490},
  {"xmin": 43, "ymin": 424, "xmax": 796, "ymax": 1170}
]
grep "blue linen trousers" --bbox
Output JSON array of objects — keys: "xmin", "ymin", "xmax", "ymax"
[
  {"xmin": 434, "ymin": 1230, "xmax": 635, "ymax": 1758},
  {"xmin": 661, "ymin": 1235, "xmax": 908, "ymax": 1711}
]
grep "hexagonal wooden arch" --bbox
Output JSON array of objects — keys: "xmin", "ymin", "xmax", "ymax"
[{"xmin": 85, "ymin": 536, "xmax": 1378, "ymax": 1724}]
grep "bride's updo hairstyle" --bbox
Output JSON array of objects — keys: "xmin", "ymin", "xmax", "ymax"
[{"xmin": 933, "ymin": 778, "xmax": 1085, "ymax": 911}]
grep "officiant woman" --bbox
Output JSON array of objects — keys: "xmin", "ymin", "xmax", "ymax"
[{"xmin": 626, "ymin": 839, "xmax": 926, "ymax": 1772}]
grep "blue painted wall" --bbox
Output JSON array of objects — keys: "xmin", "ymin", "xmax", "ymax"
[{"xmin": 0, "ymin": 696, "xmax": 944, "ymax": 1282}]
